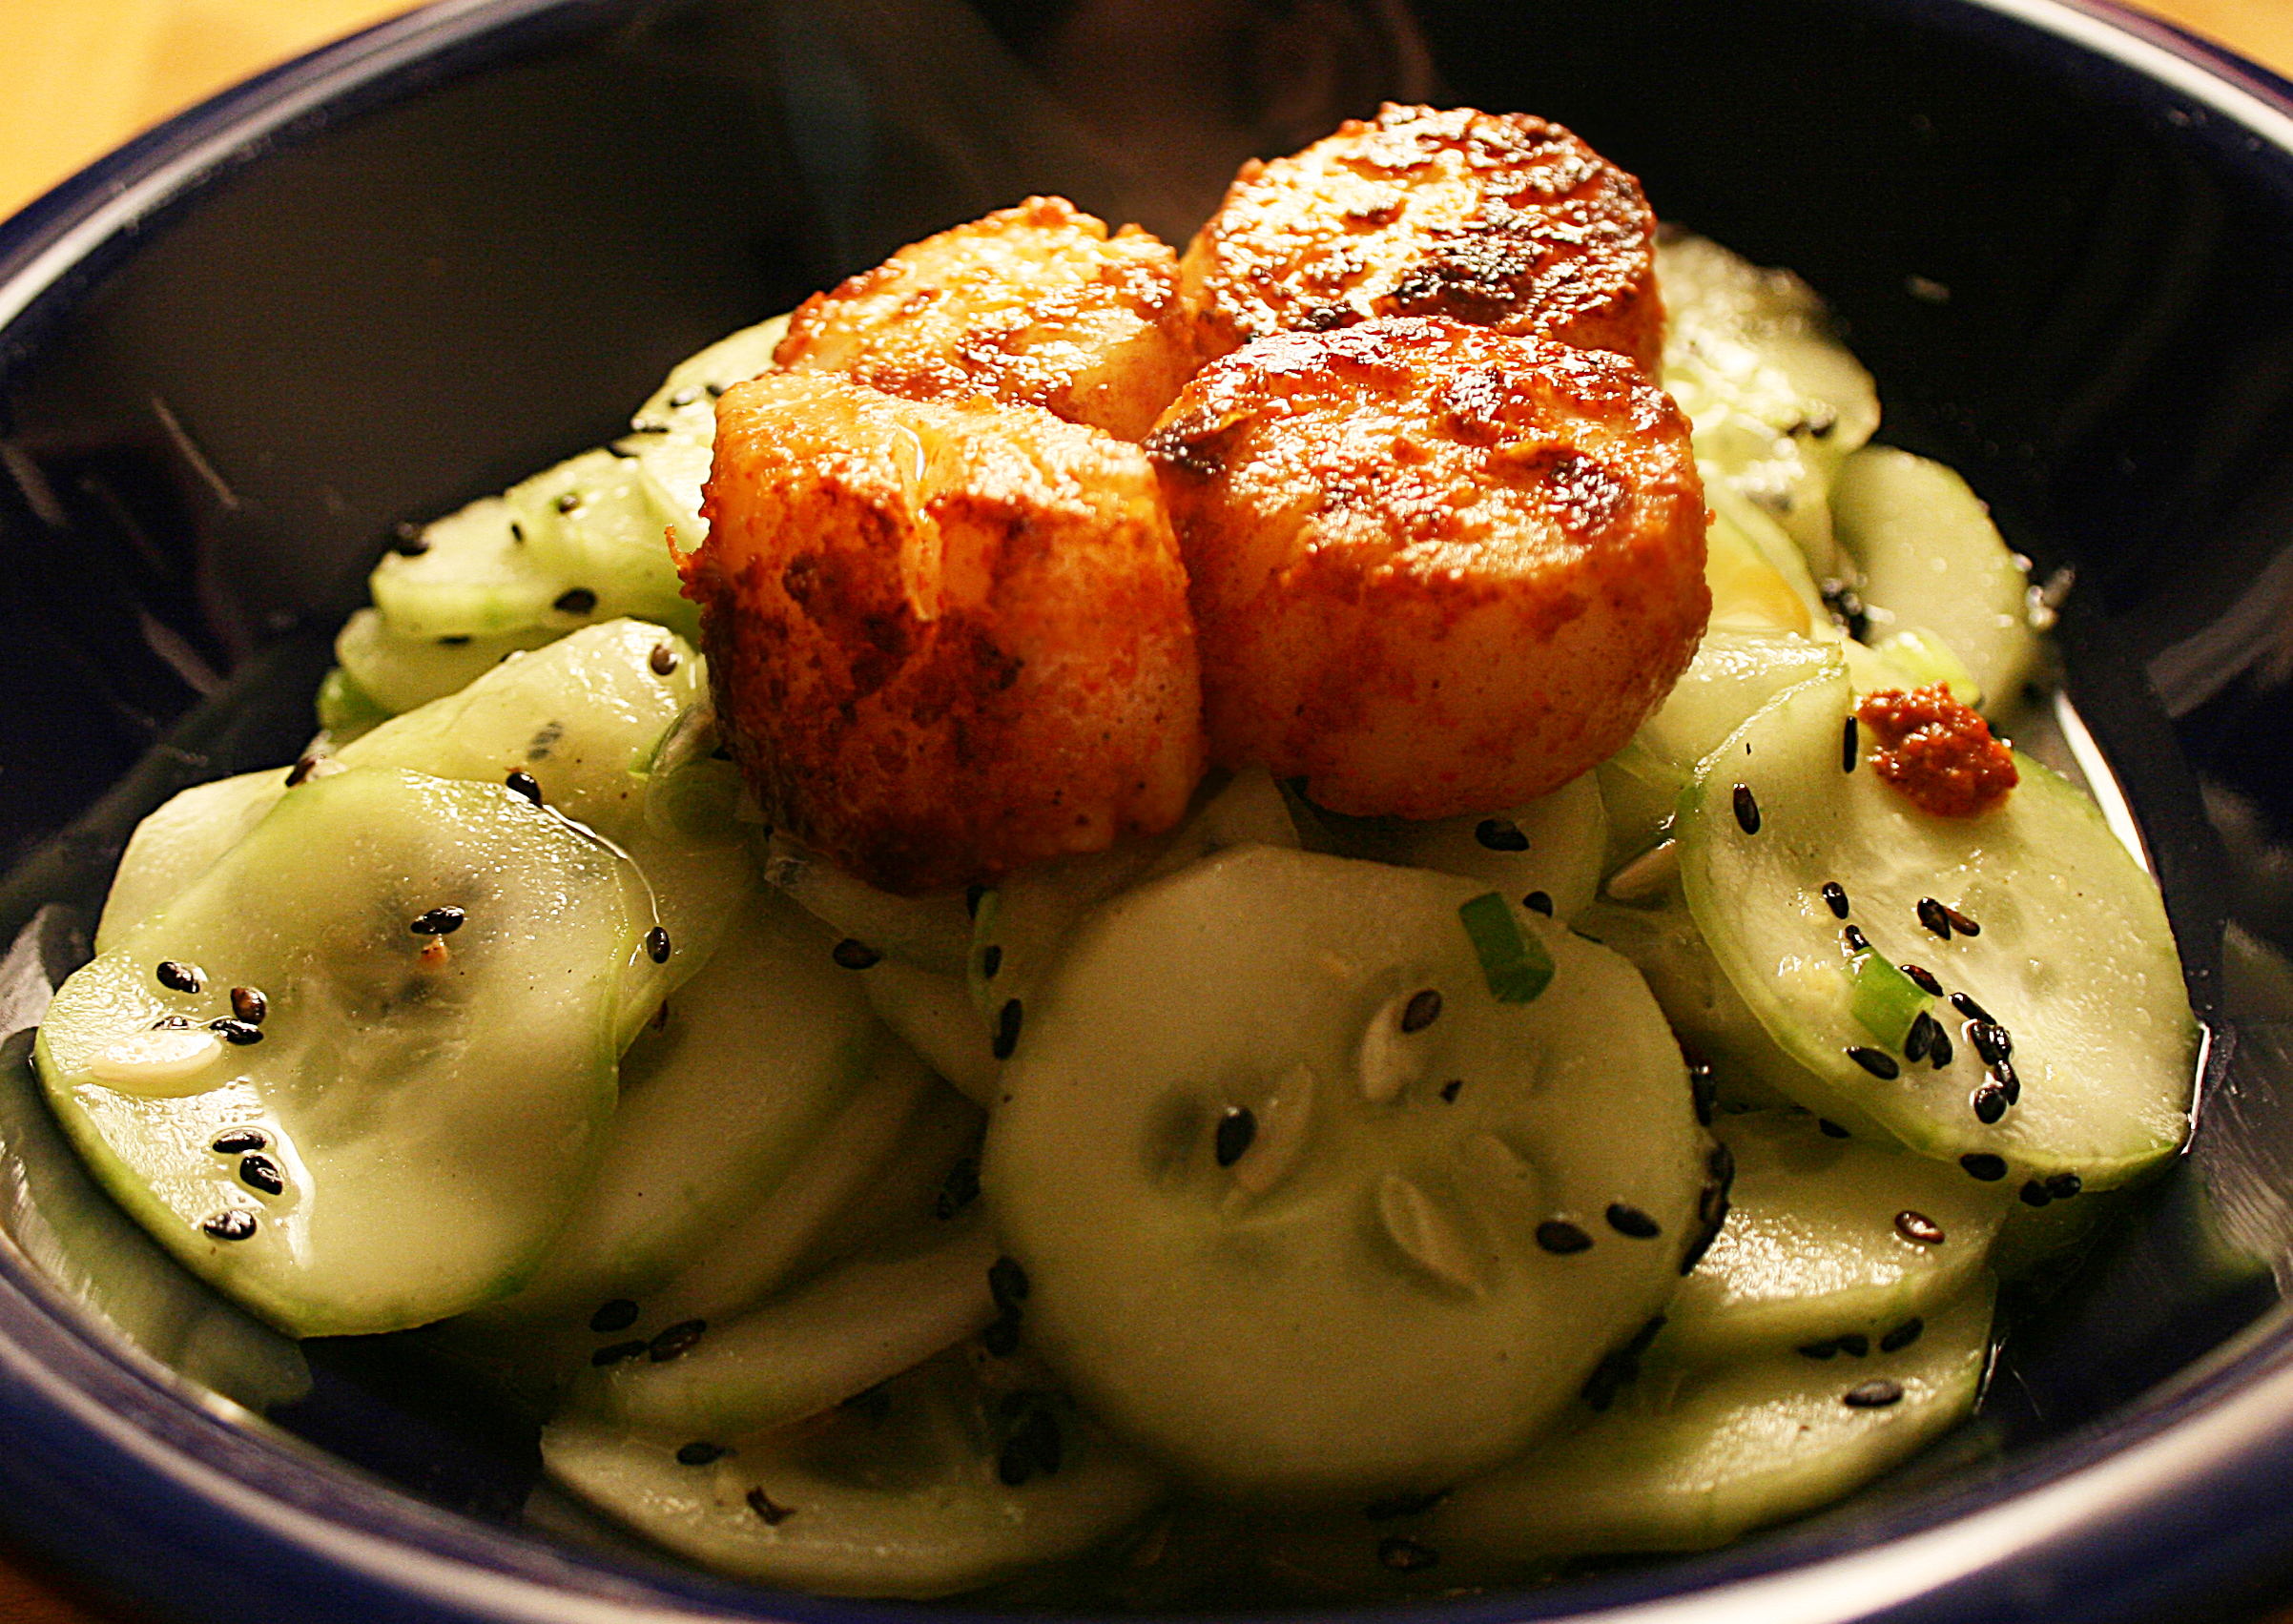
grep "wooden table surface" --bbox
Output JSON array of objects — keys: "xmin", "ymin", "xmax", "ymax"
[{"xmin": 1, "ymin": 0, "xmax": 2291, "ymax": 1619}]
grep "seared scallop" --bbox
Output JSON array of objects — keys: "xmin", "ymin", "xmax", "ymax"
[
  {"xmin": 1181, "ymin": 104, "xmax": 1663, "ymax": 374},
  {"xmin": 688, "ymin": 372, "xmax": 1205, "ymax": 894},
  {"xmin": 1146, "ymin": 315, "xmax": 1705, "ymax": 819},
  {"xmin": 772, "ymin": 196, "xmax": 1200, "ymax": 442}
]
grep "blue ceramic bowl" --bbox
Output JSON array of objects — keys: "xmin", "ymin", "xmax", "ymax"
[{"xmin": 4, "ymin": 1, "xmax": 2293, "ymax": 1618}]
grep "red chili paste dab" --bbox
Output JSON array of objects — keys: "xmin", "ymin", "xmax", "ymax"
[{"xmin": 1855, "ymin": 685, "xmax": 2017, "ymax": 817}]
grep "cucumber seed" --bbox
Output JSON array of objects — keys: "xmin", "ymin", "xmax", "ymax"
[
  {"xmin": 409, "ymin": 907, "xmax": 465, "ymax": 935},
  {"xmin": 1214, "ymin": 1106, "xmax": 1257, "ymax": 1167},
  {"xmin": 1400, "ymin": 989, "xmax": 1442, "ymax": 1033},
  {"xmin": 155, "ymin": 959, "xmax": 203, "ymax": 994},
  {"xmin": 1474, "ymin": 817, "xmax": 1529, "ymax": 852},
  {"xmin": 1893, "ymin": 1210, "xmax": 1945, "ymax": 1244},
  {"xmin": 1732, "ymin": 784, "xmax": 1761, "ymax": 834},
  {"xmin": 646, "ymin": 926, "xmax": 672, "ymax": 963},
  {"xmin": 831, "ymin": 938, "xmax": 880, "ymax": 970},
  {"xmin": 229, "ymin": 986, "xmax": 267, "ymax": 1025}
]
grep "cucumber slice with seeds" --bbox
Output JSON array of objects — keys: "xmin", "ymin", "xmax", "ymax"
[
  {"xmin": 333, "ymin": 607, "xmax": 559, "ymax": 718},
  {"xmin": 1315, "ymin": 772, "xmax": 1606, "ymax": 925},
  {"xmin": 1679, "ymin": 667, "xmax": 2197, "ymax": 1187},
  {"xmin": 1668, "ymin": 1110, "xmax": 2011, "ymax": 1359},
  {"xmin": 984, "ymin": 845, "xmax": 1710, "ymax": 1499},
  {"xmin": 623, "ymin": 315, "xmax": 792, "ymax": 552},
  {"xmin": 94, "ymin": 769, "xmax": 286, "ymax": 953},
  {"xmin": 543, "ymin": 1344, "xmax": 1164, "ymax": 1599},
  {"xmin": 38, "ymin": 768, "xmax": 636, "ymax": 1336}
]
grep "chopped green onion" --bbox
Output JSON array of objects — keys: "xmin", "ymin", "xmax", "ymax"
[
  {"xmin": 1845, "ymin": 950, "xmax": 1931, "ymax": 1048},
  {"xmin": 1457, "ymin": 893, "xmax": 1554, "ymax": 1004}
]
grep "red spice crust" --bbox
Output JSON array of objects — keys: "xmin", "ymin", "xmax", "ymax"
[{"xmin": 1856, "ymin": 686, "xmax": 2017, "ymax": 818}]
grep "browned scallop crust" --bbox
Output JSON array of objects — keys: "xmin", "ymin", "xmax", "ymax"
[
  {"xmin": 1146, "ymin": 316, "xmax": 1705, "ymax": 818},
  {"xmin": 1181, "ymin": 105, "xmax": 1663, "ymax": 374},
  {"xmin": 686, "ymin": 373, "xmax": 1206, "ymax": 894},
  {"xmin": 772, "ymin": 196, "xmax": 1201, "ymax": 442}
]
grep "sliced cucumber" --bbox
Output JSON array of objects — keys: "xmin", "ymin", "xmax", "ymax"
[
  {"xmin": 1425, "ymin": 1278, "xmax": 1993, "ymax": 1567},
  {"xmin": 1668, "ymin": 1110, "xmax": 2010, "ymax": 1359},
  {"xmin": 543, "ymin": 1345, "xmax": 1165, "ymax": 1599},
  {"xmin": 579, "ymin": 1210, "xmax": 1000, "ymax": 1438},
  {"xmin": 1315, "ymin": 773, "xmax": 1606, "ymax": 926},
  {"xmin": 763, "ymin": 833, "xmax": 974, "ymax": 977},
  {"xmin": 314, "ymin": 666, "xmax": 392, "ymax": 742},
  {"xmin": 983, "ymin": 846, "xmax": 1711, "ymax": 1499},
  {"xmin": 333, "ymin": 607, "xmax": 559, "ymax": 718},
  {"xmin": 862, "ymin": 959, "xmax": 1002, "ymax": 1106},
  {"xmin": 506, "ymin": 448, "xmax": 697, "ymax": 638},
  {"xmin": 38, "ymin": 768, "xmax": 636, "ymax": 1336},
  {"xmin": 368, "ymin": 494, "xmax": 568, "ymax": 640},
  {"xmin": 1832, "ymin": 446, "xmax": 2039, "ymax": 709},
  {"xmin": 1658, "ymin": 232, "xmax": 1880, "ymax": 577},
  {"xmin": 624, "ymin": 314, "xmax": 792, "ymax": 552},
  {"xmin": 94, "ymin": 770, "xmax": 286, "ymax": 953},
  {"xmin": 1679, "ymin": 667, "xmax": 2197, "ymax": 1187},
  {"xmin": 341, "ymin": 620, "xmax": 755, "ymax": 1038},
  {"xmin": 463, "ymin": 891, "xmax": 887, "ymax": 1328}
]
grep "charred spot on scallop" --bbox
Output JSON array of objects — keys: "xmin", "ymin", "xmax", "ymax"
[
  {"xmin": 774, "ymin": 195, "xmax": 1198, "ymax": 442},
  {"xmin": 1147, "ymin": 317, "xmax": 1704, "ymax": 820},
  {"xmin": 690, "ymin": 372, "xmax": 1205, "ymax": 894},
  {"xmin": 1180, "ymin": 104, "xmax": 1663, "ymax": 373}
]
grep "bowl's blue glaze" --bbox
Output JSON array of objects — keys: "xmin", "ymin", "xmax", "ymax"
[{"xmin": 3, "ymin": 1, "xmax": 2293, "ymax": 1619}]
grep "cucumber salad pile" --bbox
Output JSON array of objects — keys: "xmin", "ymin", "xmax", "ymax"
[{"xmin": 33, "ymin": 233, "xmax": 2197, "ymax": 1604}]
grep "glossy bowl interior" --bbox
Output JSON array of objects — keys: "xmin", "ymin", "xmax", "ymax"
[{"xmin": 3, "ymin": 1, "xmax": 2293, "ymax": 1619}]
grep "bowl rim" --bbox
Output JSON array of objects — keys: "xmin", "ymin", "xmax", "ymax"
[{"xmin": 3, "ymin": 1, "xmax": 2293, "ymax": 1620}]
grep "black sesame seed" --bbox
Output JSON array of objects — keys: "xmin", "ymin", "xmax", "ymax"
[
  {"xmin": 1537, "ymin": 1220, "xmax": 1593, "ymax": 1255},
  {"xmin": 2021, "ymin": 1180, "xmax": 2054, "ymax": 1207},
  {"xmin": 238, "ymin": 1154, "xmax": 284, "ymax": 1195},
  {"xmin": 1365, "ymin": 1489, "xmax": 1448, "ymax": 1521},
  {"xmin": 1959, "ymin": 1152, "xmax": 2008, "ymax": 1182},
  {"xmin": 1475, "ymin": 817, "xmax": 1530, "ymax": 853},
  {"xmin": 706, "ymin": 382, "xmax": 727, "ymax": 399},
  {"xmin": 1901, "ymin": 963, "xmax": 1945, "ymax": 997},
  {"xmin": 555, "ymin": 490, "xmax": 583, "ymax": 514},
  {"xmin": 1929, "ymin": 1026, "xmax": 1954, "ymax": 1069},
  {"xmin": 439, "ymin": 634, "xmax": 472, "ymax": 647},
  {"xmin": 156, "ymin": 959, "xmax": 202, "ymax": 994},
  {"xmin": 391, "ymin": 521, "xmax": 430, "ymax": 556},
  {"xmin": 1993, "ymin": 1059, "xmax": 2020, "ymax": 1103},
  {"xmin": 1848, "ymin": 1046, "xmax": 1900, "ymax": 1079},
  {"xmin": 285, "ymin": 755, "xmax": 321, "ymax": 787},
  {"xmin": 1400, "ymin": 989, "xmax": 1442, "ymax": 1033},
  {"xmin": 510, "ymin": 522, "xmax": 527, "ymax": 543},
  {"xmin": 1845, "ymin": 1379, "xmax": 1903, "ymax": 1408},
  {"xmin": 590, "ymin": 1340, "xmax": 648, "ymax": 1367},
  {"xmin": 590, "ymin": 1298, "xmax": 639, "ymax": 1333},
  {"xmin": 505, "ymin": 769, "xmax": 543, "ymax": 806},
  {"xmin": 1917, "ymin": 897, "xmax": 1953, "ymax": 940},
  {"xmin": 410, "ymin": 907, "xmax": 465, "ymax": 936},
  {"xmin": 993, "ymin": 997, "xmax": 1023, "ymax": 1059},
  {"xmin": 1881, "ymin": 1318, "xmax": 1926, "ymax": 1353},
  {"xmin": 831, "ymin": 937, "xmax": 881, "ymax": 971},
  {"xmin": 1819, "ymin": 1119, "xmax": 1851, "ymax": 1139},
  {"xmin": 935, "ymin": 1158, "xmax": 981, "ymax": 1220},
  {"xmin": 1972, "ymin": 1082, "xmax": 2008, "ymax": 1124},
  {"xmin": 151, "ymin": 1015, "xmax": 194, "ymax": 1031},
  {"xmin": 669, "ymin": 387, "xmax": 702, "ymax": 409},
  {"xmin": 1605, "ymin": 1203, "xmax": 1661, "ymax": 1240},
  {"xmin": 1823, "ymin": 881, "xmax": 1850, "ymax": 918},
  {"xmin": 646, "ymin": 926, "xmax": 672, "ymax": 964},
  {"xmin": 211, "ymin": 1127, "xmax": 266, "ymax": 1154},
  {"xmin": 649, "ymin": 1319, "xmax": 707, "ymax": 1361},
  {"xmin": 988, "ymin": 1255, "xmax": 1031, "ymax": 1312},
  {"xmin": 1798, "ymin": 1339, "xmax": 1840, "ymax": 1360},
  {"xmin": 981, "ymin": 943, "xmax": 1002, "ymax": 978},
  {"xmin": 1378, "ymin": 1536, "xmax": 1438, "ymax": 1573},
  {"xmin": 1842, "ymin": 714, "xmax": 1860, "ymax": 772},
  {"xmin": 1836, "ymin": 1333, "xmax": 1870, "ymax": 1358},
  {"xmin": 209, "ymin": 1018, "xmax": 263, "ymax": 1046},
  {"xmin": 1968, "ymin": 1021, "xmax": 2014, "ymax": 1067},
  {"xmin": 1689, "ymin": 1063, "xmax": 1716, "ymax": 1127},
  {"xmin": 965, "ymin": 883, "xmax": 987, "ymax": 918},
  {"xmin": 2046, "ymin": 1171, "xmax": 2083, "ymax": 1201},
  {"xmin": 229, "ymin": 986, "xmax": 268, "ymax": 1025},
  {"xmin": 1214, "ymin": 1106, "xmax": 1258, "ymax": 1167},
  {"xmin": 1894, "ymin": 1210, "xmax": 1945, "ymax": 1245},
  {"xmin": 1439, "ymin": 1079, "xmax": 1463, "ymax": 1103},
  {"xmin": 981, "ymin": 1316, "xmax": 1022, "ymax": 1356},
  {"xmin": 554, "ymin": 586, "xmax": 598, "ymax": 616},
  {"xmin": 1843, "ymin": 924, "xmax": 1870, "ymax": 954},
  {"xmin": 675, "ymin": 1442, "xmax": 726, "ymax": 1466},
  {"xmin": 649, "ymin": 643, "xmax": 680, "ymax": 676},
  {"xmin": 1950, "ymin": 991, "xmax": 1995, "ymax": 1024},
  {"xmin": 1733, "ymin": 784, "xmax": 1761, "ymax": 834},
  {"xmin": 201, "ymin": 1210, "xmax": 257, "ymax": 1241},
  {"xmin": 1940, "ymin": 902, "xmax": 1981, "ymax": 936},
  {"xmin": 1904, "ymin": 1011, "xmax": 1939, "ymax": 1064},
  {"xmin": 1523, "ymin": 890, "xmax": 1554, "ymax": 916},
  {"xmin": 997, "ymin": 1437, "xmax": 1037, "ymax": 1488},
  {"xmin": 746, "ymin": 1488, "xmax": 794, "ymax": 1526}
]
